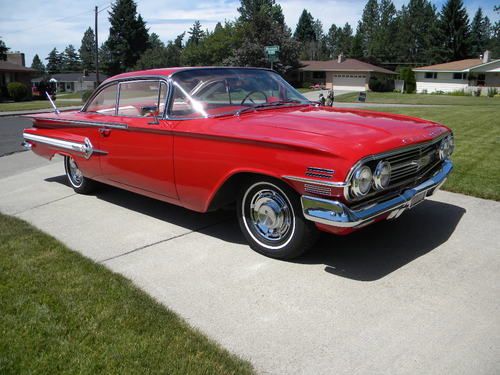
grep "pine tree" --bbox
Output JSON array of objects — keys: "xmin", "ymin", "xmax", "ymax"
[
  {"xmin": 294, "ymin": 10, "xmax": 316, "ymax": 42},
  {"xmin": 397, "ymin": 0, "xmax": 440, "ymax": 64},
  {"xmin": 374, "ymin": 0, "xmax": 398, "ymax": 62},
  {"xmin": 469, "ymin": 8, "xmax": 492, "ymax": 57},
  {"xmin": 439, "ymin": 0, "xmax": 471, "ymax": 60},
  {"xmin": 230, "ymin": 0, "xmax": 299, "ymax": 74},
  {"xmin": 338, "ymin": 23, "xmax": 354, "ymax": 57},
  {"xmin": 187, "ymin": 21, "xmax": 205, "ymax": 46},
  {"xmin": 326, "ymin": 24, "xmax": 341, "ymax": 58},
  {"xmin": 103, "ymin": 0, "xmax": 150, "ymax": 75},
  {"xmin": 79, "ymin": 27, "xmax": 96, "ymax": 71},
  {"xmin": 31, "ymin": 54, "xmax": 45, "ymax": 74},
  {"xmin": 0, "ymin": 37, "xmax": 8, "ymax": 61},
  {"xmin": 46, "ymin": 48, "xmax": 62, "ymax": 74},
  {"xmin": 358, "ymin": 0, "xmax": 380, "ymax": 60},
  {"xmin": 351, "ymin": 24, "xmax": 364, "ymax": 59},
  {"xmin": 62, "ymin": 45, "xmax": 81, "ymax": 72}
]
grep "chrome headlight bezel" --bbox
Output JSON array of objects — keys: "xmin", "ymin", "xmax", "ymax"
[
  {"xmin": 350, "ymin": 165, "xmax": 372, "ymax": 197},
  {"xmin": 373, "ymin": 161, "xmax": 391, "ymax": 190},
  {"xmin": 439, "ymin": 134, "xmax": 454, "ymax": 160}
]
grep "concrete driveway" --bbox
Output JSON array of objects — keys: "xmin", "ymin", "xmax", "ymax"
[{"xmin": 1, "ymin": 152, "xmax": 499, "ymax": 375}]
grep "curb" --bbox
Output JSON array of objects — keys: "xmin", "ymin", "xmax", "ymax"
[{"xmin": 0, "ymin": 106, "xmax": 81, "ymax": 117}]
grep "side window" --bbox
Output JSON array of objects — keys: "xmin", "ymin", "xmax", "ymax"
[
  {"xmin": 117, "ymin": 80, "xmax": 167, "ymax": 117},
  {"xmin": 169, "ymin": 84, "xmax": 205, "ymax": 119},
  {"xmin": 86, "ymin": 83, "xmax": 118, "ymax": 114}
]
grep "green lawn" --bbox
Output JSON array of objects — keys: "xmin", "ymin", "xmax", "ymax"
[
  {"xmin": 0, "ymin": 213, "xmax": 255, "ymax": 375},
  {"xmin": 56, "ymin": 92, "xmax": 85, "ymax": 99},
  {"xmin": 363, "ymin": 105, "xmax": 500, "ymax": 201},
  {"xmin": 335, "ymin": 91, "xmax": 500, "ymax": 106},
  {"xmin": 0, "ymin": 101, "xmax": 79, "ymax": 112}
]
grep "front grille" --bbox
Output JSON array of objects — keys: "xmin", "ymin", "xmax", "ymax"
[{"xmin": 347, "ymin": 136, "xmax": 446, "ymax": 202}]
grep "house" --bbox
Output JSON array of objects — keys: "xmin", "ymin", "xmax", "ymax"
[
  {"xmin": 290, "ymin": 55, "xmax": 397, "ymax": 91},
  {"xmin": 0, "ymin": 52, "xmax": 35, "ymax": 89},
  {"xmin": 32, "ymin": 72, "xmax": 107, "ymax": 93},
  {"xmin": 413, "ymin": 51, "xmax": 500, "ymax": 94}
]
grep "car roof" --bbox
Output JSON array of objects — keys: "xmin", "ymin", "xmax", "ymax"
[{"xmin": 102, "ymin": 66, "xmax": 273, "ymax": 84}]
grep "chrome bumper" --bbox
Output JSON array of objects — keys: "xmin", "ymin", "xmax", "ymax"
[{"xmin": 301, "ymin": 160, "xmax": 453, "ymax": 228}]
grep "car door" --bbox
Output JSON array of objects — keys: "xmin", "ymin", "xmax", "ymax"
[{"xmin": 84, "ymin": 79, "xmax": 177, "ymax": 199}]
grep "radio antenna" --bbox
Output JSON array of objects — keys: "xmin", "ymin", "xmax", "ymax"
[{"xmin": 46, "ymin": 92, "xmax": 60, "ymax": 114}]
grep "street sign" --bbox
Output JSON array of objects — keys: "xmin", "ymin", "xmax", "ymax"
[{"xmin": 265, "ymin": 45, "xmax": 280, "ymax": 69}]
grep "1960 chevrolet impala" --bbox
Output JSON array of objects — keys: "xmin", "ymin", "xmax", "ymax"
[{"xmin": 23, "ymin": 67, "xmax": 454, "ymax": 259}]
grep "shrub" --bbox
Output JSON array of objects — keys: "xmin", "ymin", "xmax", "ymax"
[
  {"xmin": 81, "ymin": 90, "xmax": 94, "ymax": 103},
  {"xmin": 399, "ymin": 67, "xmax": 416, "ymax": 93},
  {"xmin": 474, "ymin": 88, "xmax": 482, "ymax": 97},
  {"xmin": 368, "ymin": 76, "xmax": 395, "ymax": 92},
  {"xmin": 7, "ymin": 82, "xmax": 29, "ymax": 101},
  {"xmin": 487, "ymin": 87, "xmax": 498, "ymax": 98},
  {"xmin": 449, "ymin": 89, "xmax": 466, "ymax": 96}
]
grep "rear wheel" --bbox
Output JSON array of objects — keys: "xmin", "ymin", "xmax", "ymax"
[
  {"xmin": 64, "ymin": 156, "xmax": 96, "ymax": 194},
  {"xmin": 237, "ymin": 178, "xmax": 318, "ymax": 259}
]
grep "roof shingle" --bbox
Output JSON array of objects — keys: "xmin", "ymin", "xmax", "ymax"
[{"xmin": 298, "ymin": 59, "xmax": 396, "ymax": 74}]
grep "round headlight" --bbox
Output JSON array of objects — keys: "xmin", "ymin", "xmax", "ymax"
[
  {"xmin": 351, "ymin": 165, "xmax": 372, "ymax": 197},
  {"xmin": 373, "ymin": 161, "xmax": 391, "ymax": 190},
  {"xmin": 439, "ymin": 135, "xmax": 454, "ymax": 160}
]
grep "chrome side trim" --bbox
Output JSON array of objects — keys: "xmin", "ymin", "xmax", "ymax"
[
  {"xmin": 30, "ymin": 117, "xmax": 128, "ymax": 130},
  {"xmin": 283, "ymin": 175, "xmax": 348, "ymax": 188},
  {"xmin": 23, "ymin": 133, "xmax": 95, "ymax": 159},
  {"xmin": 301, "ymin": 159, "xmax": 453, "ymax": 228}
]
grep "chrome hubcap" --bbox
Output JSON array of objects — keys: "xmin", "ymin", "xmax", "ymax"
[
  {"xmin": 249, "ymin": 189, "xmax": 292, "ymax": 242},
  {"xmin": 68, "ymin": 158, "xmax": 83, "ymax": 186}
]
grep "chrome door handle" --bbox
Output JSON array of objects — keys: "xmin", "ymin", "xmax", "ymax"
[{"xmin": 99, "ymin": 128, "xmax": 111, "ymax": 137}]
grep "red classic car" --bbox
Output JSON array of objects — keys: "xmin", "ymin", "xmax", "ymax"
[{"xmin": 23, "ymin": 67, "xmax": 454, "ymax": 259}]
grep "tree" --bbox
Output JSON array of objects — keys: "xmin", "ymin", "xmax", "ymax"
[
  {"xmin": 31, "ymin": 54, "xmax": 45, "ymax": 74},
  {"xmin": 374, "ymin": 0, "xmax": 398, "ymax": 61},
  {"xmin": 187, "ymin": 21, "xmax": 205, "ymax": 46},
  {"xmin": 294, "ymin": 10, "xmax": 316, "ymax": 42},
  {"xmin": 397, "ymin": 0, "xmax": 441, "ymax": 64},
  {"xmin": 62, "ymin": 44, "xmax": 81, "ymax": 71},
  {"xmin": 358, "ymin": 0, "xmax": 380, "ymax": 60},
  {"xmin": 351, "ymin": 25, "xmax": 364, "ymax": 59},
  {"xmin": 135, "ymin": 33, "xmax": 182, "ymax": 69},
  {"xmin": 0, "ymin": 37, "xmax": 8, "ymax": 61},
  {"xmin": 439, "ymin": 0, "xmax": 471, "ymax": 60},
  {"xmin": 338, "ymin": 23, "xmax": 354, "ymax": 57},
  {"xmin": 46, "ymin": 48, "xmax": 62, "ymax": 74},
  {"xmin": 79, "ymin": 27, "xmax": 96, "ymax": 71},
  {"xmin": 469, "ymin": 8, "xmax": 492, "ymax": 57},
  {"xmin": 229, "ymin": 0, "xmax": 299, "ymax": 74},
  {"xmin": 103, "ymin": 0, "xmax": 150, "ymax": 75}
]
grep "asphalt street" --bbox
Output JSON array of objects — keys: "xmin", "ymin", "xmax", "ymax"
[
  {"xmin": 0, "ymin": 116, "xmax": 34, "ymax": 156},
  {"xmin": 0, "ymin": 150, "xmax": 499, "ymax": 375}
]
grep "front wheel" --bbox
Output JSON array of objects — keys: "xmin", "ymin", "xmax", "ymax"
[
  {"xmin": 64, "ymin": 156, "xmax": 97, "ymax": 194},
  {"xmin": 237, "ymin": 178, "xmax": 318, "ymax": 259}
]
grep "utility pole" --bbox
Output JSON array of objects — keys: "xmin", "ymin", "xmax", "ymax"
[{"xmin": 94, "ymin": 5, "xmax": 100, "ymax": 84}]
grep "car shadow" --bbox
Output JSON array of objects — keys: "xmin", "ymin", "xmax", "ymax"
[
  {"xmin": 297, "ymin": 200, "xmax": 465, "ymax": 281},
  {"xmin": 45, "ymin": 175, "xmax": 465, "ymax": 281}
]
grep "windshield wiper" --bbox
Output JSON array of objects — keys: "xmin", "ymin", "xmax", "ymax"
[{"xmin": 234, "ymin": 100, "xmax": 309, "ymax": 116}]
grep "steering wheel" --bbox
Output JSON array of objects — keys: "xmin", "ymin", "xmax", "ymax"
[{"xmin": 241, "ymin": 90, "xmax": 268, "ymax": 105}]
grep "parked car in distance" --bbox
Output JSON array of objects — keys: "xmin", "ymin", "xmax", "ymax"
[{"xmin": 23, "ymin": 67, "xmax": 453, "ymax": 259}]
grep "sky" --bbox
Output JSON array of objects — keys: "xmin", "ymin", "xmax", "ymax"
[{"xmin": 0, "ymin": 0, "xmax": 498, "ymax": 67}]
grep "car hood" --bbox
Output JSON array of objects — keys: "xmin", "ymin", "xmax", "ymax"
[{"xmin": 237, "ymin": 105, "xmax": 450, "ymax": 155}]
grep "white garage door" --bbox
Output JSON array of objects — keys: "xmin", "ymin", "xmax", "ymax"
[{"xmin": 332, "ymin": 74, "xmax": 366, "ymax": 91}]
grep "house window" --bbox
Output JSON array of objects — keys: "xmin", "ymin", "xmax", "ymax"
[
  {"xmin": 312, "ymin": 71, "xmax": 326, "ymax": 79},
  {"xmin": 453, "ymin": 73, "xmax": 467, "ymax": 80},
  {"xmin": 425, "ymin": 72, "xmax": 438, "ymax": 79}
]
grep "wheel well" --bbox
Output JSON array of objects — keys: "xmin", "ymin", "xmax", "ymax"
[{"xmin": 207, "ymin": 172, "xmax": 287, "ymax": 211}]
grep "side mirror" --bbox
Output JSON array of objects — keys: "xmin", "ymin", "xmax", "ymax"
[{"xmin": 142, "ymin": 105, "xmax": 160, "ymax": 124}]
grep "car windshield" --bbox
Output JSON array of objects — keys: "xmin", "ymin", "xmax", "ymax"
[{"xmin": 169, "ymin": 68, "xmax": 310, "ymax": 118}]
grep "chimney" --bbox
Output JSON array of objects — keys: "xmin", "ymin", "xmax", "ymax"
[
  {"xmin": 482, "ymin": 50, "xmax": 490, "ymax": 63},
  {"xmin": 337, "ymin": 53, "xmax": 345, "ymax": 63}
]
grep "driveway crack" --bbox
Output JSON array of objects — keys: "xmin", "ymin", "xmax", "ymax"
[
  {"xmin": 13, "ymin": 193, "xmax": 76, "ymax": 216},
  {"xmin": 99, "ymin": 218, "xmax": 232, "ymax": 264}
]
